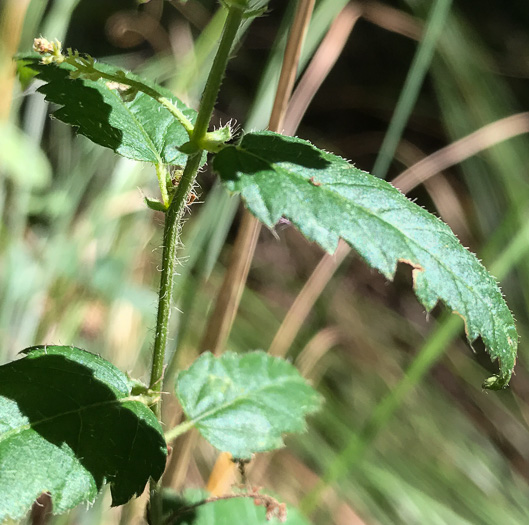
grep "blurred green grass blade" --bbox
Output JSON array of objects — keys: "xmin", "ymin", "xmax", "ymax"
[
  {"xmin": 297, "ymin": 388, "xmax": 529, "ymax": 524},
  {"xmin": 9, "ymin": 0, "xmax": 82, "ymax": 242},
  {"xmin": 0, "ymin": 121, "xmax": 51, "ymax": 188},
  {"xmin": 429, "ymin": 10, "xmax": 529, "ymax": 229},
  {"xmin": 429, "ymin": 13, "xmax": 529, "ymax": 324},
  {"xmin": 301, "ymin": 312, "xmax": 463, "ymax": 515},
  {"xmin": 40, "ymin": 0, "xmax": 81, "ymax": 40},
  {"xmin": 301, "ymin": 215, "xmax": 529, "ymax": 515},
  {"xmin": 169, "ymin": 7, "xmax": 228, "ymax": 97},
  {"xmin": 372, "ymin": 0, "xmax": 452, "ymax": 179},
  {"xmin": 296, "ymin": 0, "xmax": 529, "ymax": 510}
]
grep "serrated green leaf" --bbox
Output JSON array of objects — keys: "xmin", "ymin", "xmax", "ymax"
[
  {"xmin": 19, "ymin": 55, "xmax": 195, "ymax": 165},
  {"xmin": 175, "ymin": 351, "xmax": 321, "ymax": 459},
  {"xmin": 0, "ymin": 346, "xmax": 167, "ymax": 521},
  {"xmin": 213, "ymin": 131, "xmax": 518, "ymax": 382},
  {"xmin": 162, "ymin": 488, "xmax": 310, "ymax": 525}
]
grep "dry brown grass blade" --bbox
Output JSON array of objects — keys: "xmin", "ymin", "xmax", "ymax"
[
  {"xmin": 168, "ymin": 0, "xmax": 211, "ymax": 29},
  {"xmin": 163, "ymin": 428, "xmax": 201, "ymax": 490},
  {"xmin": 199, "ymin": 211, "xmax": 261, "ymax": 355},
  {"xmin": 393, "ymin": 140, "xmax": 471, "ymax": 242},
  {"xmin": 0, "ymin": 0, "xmax": 31, "ymax": 120},
  {"xmin": 426, "ymin": 176, "xmax": 470, "ymax": 234},
  {"xmin": 295, "ymin": 326, "xmax": 343, "ymax": 379},
  {"xmin": 361, "ymin": 0, "xmax": 422, "ymax": 40},
  {"xmin": 202, "ymin": 0, "xmax": 317, "ymax": 496},
  {"xmin": 284, "ymin": 3, "xmax": 362, "ymax": 134},
  {"xmin": 266, "ymin": 3, "xmax": 363, "ymax": 360},
  {"xmin": 392, "ymin": 112, "xmax": 529, "ymax": 193},
  {"xmin": 205, "ymin": 449, "xmax": 237, "ymax": 494},
  {"xmin": 269, "ymin": 241, "xmax": 350, "ymax": 358},
  {"xmin": 269, "ymin": 0, "xmax": 318, "ymax": 134},
  {"xmin": 199, "ymin": 0, "xmax": 316, "ymax": 358},
  {"xmin": 336, "ymin": 503, "xmax": 368, "ymax": 525}
]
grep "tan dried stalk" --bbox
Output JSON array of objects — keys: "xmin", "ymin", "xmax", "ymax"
[
  {"xmin": 199, "ymin": 0, "xmax": 317, "ymax": 355},
  {"xmin": 202, "ymin": 0, "xmax": 317, "ymax": 495}
]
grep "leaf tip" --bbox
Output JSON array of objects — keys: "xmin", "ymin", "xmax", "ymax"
[{"xmin": 482, "ymin": 373, "xmax": 511, "ymax": 391}]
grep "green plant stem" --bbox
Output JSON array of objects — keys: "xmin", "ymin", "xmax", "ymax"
[
  {"xmin": 147, "ymin": 6, "xmax": 246, "ymax": 524},
  {"xmin": 147, "ymin": 154, "xmax": 202, "ymax": 525},
  {"xmin": 149, "ymin": 152, "xmax": 202, "ymax": 411},
  {"xmin": 155, "ymin": 162, "xmax": 170, "ymax": 207},
  {"xmin": 190, "ymin": 5, "xmax": 243, "ymax": 144},
  {"xmin": 148, "ymin": 0, "xmax": 245, "ymax": 418}
]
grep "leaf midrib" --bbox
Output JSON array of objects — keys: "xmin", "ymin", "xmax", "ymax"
[{"xmin": 184, "ymin": 376, "xmax": 309, "ymax": 427}]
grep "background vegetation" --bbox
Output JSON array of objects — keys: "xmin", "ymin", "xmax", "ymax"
[{"xmin": 2, "ymin": 0, "xmax": 529, "ymax": 523}]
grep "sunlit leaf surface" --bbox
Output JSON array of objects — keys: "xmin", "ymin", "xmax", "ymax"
[{"xmin": 214, "ymin": 131, "xmax": 517, "ymax": 384}]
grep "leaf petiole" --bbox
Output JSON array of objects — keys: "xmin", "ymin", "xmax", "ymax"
[{"xmin": 164, "ymin": 420, "xmax": 195, "ymax": 443}]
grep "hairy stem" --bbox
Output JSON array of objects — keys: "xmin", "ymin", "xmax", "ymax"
[
  {"xmin": 190, "ymin": 6, "xmax": 243, "ymax": 143},
  {"xmin": 148, "ymin": 0, "xmax": 245, "ymax": 418},
  {"xmin": 147, "ymin": 5, "xmax": 246, "ymax": 523},
  {"xmin": 149, "ymin": 152, "xmax": 202, "ymax": 411}
]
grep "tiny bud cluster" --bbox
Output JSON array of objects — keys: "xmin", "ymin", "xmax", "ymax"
[
  {"xmin": 33, "ymin": 37, "xmax": 64, "ymax": 64},
  {"xmin": 32, "ymin": 38, "xmax": 129, "ymax": 91}
]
